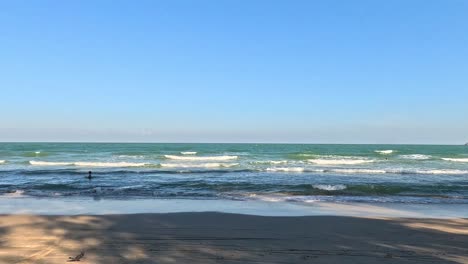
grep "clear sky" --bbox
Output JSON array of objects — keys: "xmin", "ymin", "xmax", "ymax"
[{"xmin": 1, "ymin": 0, "xmax": 467, "ymax": 144}]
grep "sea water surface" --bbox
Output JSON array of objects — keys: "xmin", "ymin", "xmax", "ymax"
[{"xmin": 1, "ymin": 143, "xmax": 468, "ymax": 204}]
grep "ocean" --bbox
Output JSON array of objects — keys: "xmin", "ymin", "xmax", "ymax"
[{"xmin": 1, "ymin": 143, "xmax": 467, "ymax": 204}]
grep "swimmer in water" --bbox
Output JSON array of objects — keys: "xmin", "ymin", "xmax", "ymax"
[{"xmin": 88, "ymin": 171, "xmax": 92, "ymax": 180}]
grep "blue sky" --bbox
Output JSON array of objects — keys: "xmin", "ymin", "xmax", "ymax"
[{"xmin": 1, "ymin": 0, "xmax": 467, "ymax": 143}]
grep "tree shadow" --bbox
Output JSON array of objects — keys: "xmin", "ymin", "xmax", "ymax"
[{"xmin": 0, "ymin": 213, "xmax": 467, "ymax": 263}]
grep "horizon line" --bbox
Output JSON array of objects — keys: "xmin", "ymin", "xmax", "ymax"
[{"xmin": 0, "ymin": 141, "xmax": 465, "ymax": 146}]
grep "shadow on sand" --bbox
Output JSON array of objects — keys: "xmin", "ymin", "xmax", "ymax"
[{"xmin": 0, "ymin": 213, "xmax": 467, "ymax": 263}]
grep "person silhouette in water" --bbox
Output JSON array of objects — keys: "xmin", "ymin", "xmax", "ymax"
[{"xmin": 88, "ymin": 171, "xmax": 92, "ymax": 180}]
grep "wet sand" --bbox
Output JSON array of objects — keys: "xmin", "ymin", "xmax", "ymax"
[{"xmin": 0, "ymin": 213, "xmax": 467, "ymax": 264}]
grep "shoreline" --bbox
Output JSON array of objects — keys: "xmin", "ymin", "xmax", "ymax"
[
  {"xmin": 1, "ymin": 196, "xmax": 468, "ymax": 218},
  {"xmin": 0, "ymin": 212, "xmax": 466, "ymax": 263}
]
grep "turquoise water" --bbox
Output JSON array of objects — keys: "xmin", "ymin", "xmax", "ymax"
[{"xmin": 0, "ymin": 143, "xmax": 467, "ymax": 204}]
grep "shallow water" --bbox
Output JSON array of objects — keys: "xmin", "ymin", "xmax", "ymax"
[
  {"xmin": 2, "ymin": 197, "xmax": 468, "ymax": 218},
  {"xmin": 0, "ymin": 143, "xmax": 467, "ymax": 204}
]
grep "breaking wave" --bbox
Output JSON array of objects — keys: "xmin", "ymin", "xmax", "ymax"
[
  {"xmin": 29, "ymin": 161, "xmax": 72, "ymax": 166},
  {"xmin": 74, "ymin": 162, "xmax": 147, "ymax": 167},
  {"xmin": 251, "ymin": 160, "xmax": 288, "ymax": 165},
  {"xmin": 331, "ymin": 168, "xmax": 387, "ymax": 174},
  {"xmin": 308, "ymin": 159, "xmax": 374, "ymax": 165},
  {"xmin": 266, "ymin": 167, "xmax": 307, "ymax": 172},
  {"xmin": 164, "ymin": 155, "xmax": 238, "ymax": 161},
  {"xmin": 411, "ymin": 169, "xmax": 468, "ymax": 175},
  {"xmin": 375, "ymin": 150, "xmax": 394, "ymax": 154},
  {"xmin": 312, "ymin": 184, "xmax": 347, "ymax": 191},
  {"xmin": 29, "ymin": 161, "xmax": 147, "ymax": 167},
  {"xmin": 263, "ymin": 167, "xmax": 468, "ymax": 175},
  {"xmin": 400, "ymin": 154, "xmax": 432, "ymax": 160},
  {"xmin": 442, "ymin": 158, "xmax": 468, "ymax": 163},
  {"xmin": 2, "ymin": 190, "xmax": 25, "ymax": 197},
  {"xmin": 181, "ymin": 152, "xmax": 197, "ymax": 155},
  {"xmin": 160, "ymin": 163, "xmax": 239, "ymax": 168}
]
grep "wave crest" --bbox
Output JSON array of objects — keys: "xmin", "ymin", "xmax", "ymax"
[
  {"xmin": 164, "ymin": 155, "xmax": 238, "ymax": 161},
  {"xmin": 264, "ymin": 167, "xmax": 468, "ymax": 175},
  {"xmin": 375, "ymin": 150, "xmax": 394, "ymax": 154},
  {"xmin": 30, "ymin": 161, "xmax": 147, "ymax": 167},
  {"xmin": 411, "ymin": 169, "xmax": 468, "ymax": 175},
  {"xmin": 400, "ymin": 154, "xmax": 431, "ymax": 160},
  {"xmin": 251, "ymin": 160, "xmax": 288, "ymax": 165},
  {"xmin": 442, "ymin": 158, "xmax": 468, "ymax": 163},
  {"xmin": 74, "ymin": 162, "xmax": 147, "ymax": 167},
  {"xmin": 308, "ymin": 159, "xmax": 374, "ymax": 165},
  {"xmin": 331, "ymin": 168, "xmax": 386, "ymax": 174},
  {"xmin": 266, "ymin": 167, "xmax": 306, "ymax": 172},
  {"xmin": 313, "ymin": 184, "xmax": 347, "ymax": 191},
  {"xmin": 160, "ymin": 163, "xmax": 238, "ymax": 168},
  {"xmin": 30, "ymin": 161, "xmax": 72, "ymax": 166}
]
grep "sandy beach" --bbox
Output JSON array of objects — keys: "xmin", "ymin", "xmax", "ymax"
[{"xmin": 0, "ymin": 213, "xmax": 467, "ymax": 264}]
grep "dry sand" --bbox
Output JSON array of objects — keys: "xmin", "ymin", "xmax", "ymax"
[{"xmin": 0, "ymin": 213, "xmax": 467, "ymax": 264}]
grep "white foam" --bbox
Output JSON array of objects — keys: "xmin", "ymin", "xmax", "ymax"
[
  {"xmin": 266, "ymin": 167, "xmax": 389, "ymax": 174},
  {"xmin": 331, "ymin": 168, "xmax": 387, "ymax": 174},
  {"xmin": 74, "ymin": 162, "xmax": 147, "ymax": 167},
  {"xmin": 116, "ymin": 155, "xmax": 145, "ymax": 159},
  {"xmin": 297, "ymin": 153, "xmax": 314, "ymax": 157},
  {"xmin": 35, "ymin": 151, "xmax": 41, "ymax": 154},
  {"xmin": 252, "ymin": 160, "xmax": 288, "ymax": 165},
  {"xmin": 248, "ymin": 194, "xmax": 320, "ymax": 203},
  {"xmin": 313, "ymin": 184, "xmax": 347, "ymax": 191},
  {"xmin": 308, "ymin": 159, "xmax": 374, "ymax": 165},
  {"xmin": 442, "ymin": 158, "xmax": 468, "ymax": 163},
  {"xmin": 181, "ymin": 152, "xmax": 197, "ymax": 155},
  {"xmin": 30, "ymin": 161, "xmax": 73, "ymax": 166},
  {"xmin": 378, "ymin": 168, "xmax": 468, "ymax": 175},
  {"xmin": 263, "ymin": 166, "xmax": 468, "ymax": 175},
  {"xmin": 30, "ymin": 160, "xmax": 147, "ymax": 167},
  {"xmin": 160, "ymin": 163, "xmax": 238, "ymax": 168},
  {"xmin": 332, "ymin": 168, "xmax": 467, "ymax": 175},
  {"xmin": 164, "ymin": 155, "xmax": 238, "ymax": 161},
  {"xmin": 247, "ymin": 194, "xmax": 284, "ymax": 202},
  {"xmin": 412, "ymin": 169, "xmax": 468, "ymax": 175},
  {"xmin": 0, "ymin": 160, "xmax": 5, "ymax": 164},
  {"xmin": 375, "ymin": 150, "xmax": 394, "ymax": 154},
  {"xmin": 400, "ymin": 154, "xmax": 431, "ymax": 160},
  {"xmin": 270, "ymin": 160, "xmax": 288, "ymax": 164},
  {"xmin": 2, "ymin": 190, "xmax": 25, "ymax": 197},
  {"xmin": 266, "ymin": 167, "xmax": 305, "ymax": 172}
]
